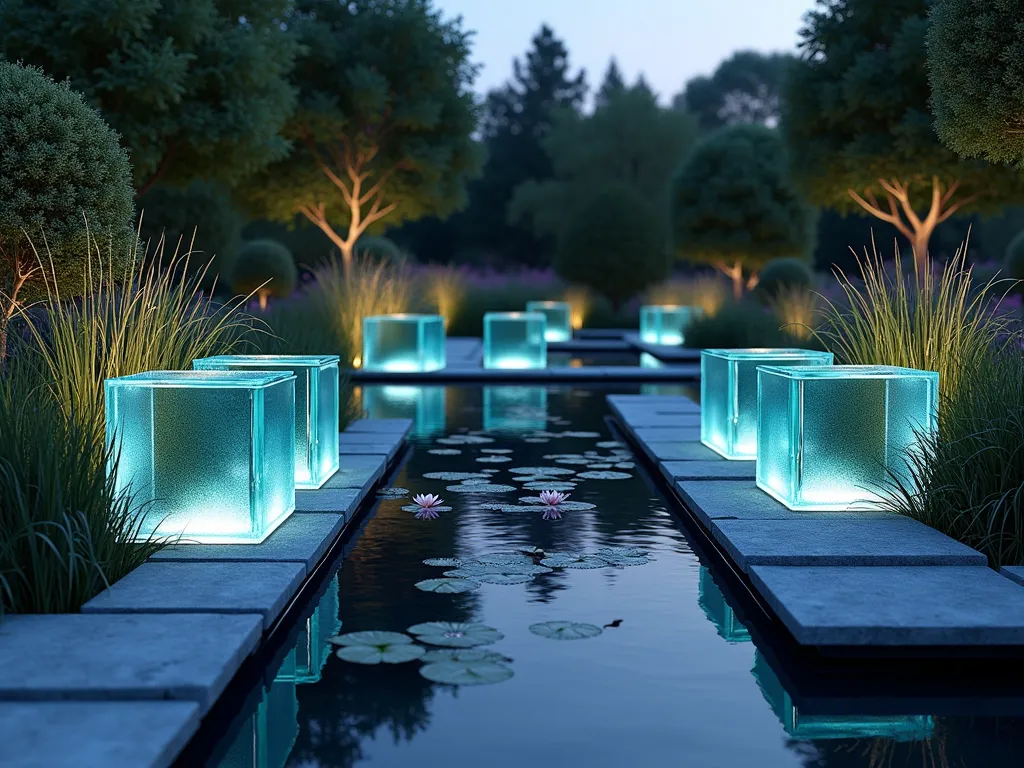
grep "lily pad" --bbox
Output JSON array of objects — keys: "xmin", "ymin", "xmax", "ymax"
[
  {"xmin": 587, "ymin": 463, "xmax": 613, "ymax": 470},
  {"xmin": 615, "ymin": 462, "xmax": 635, "ymax": 469},
  {"xmin": 518, "ymin": 498, "xmax": 597, "ymax": 511},
  {"xmin": 474, "ymin": 552, "xmax": 534, "ymax": 566},
  {"xmin": 336, "ymin": 643, "xmax": 425, "ymax": 664},
  {"xmin": 423, "ymin": 471, "xmax": 491, "ymax": 481},
  {"xmin": 423, "ymin": 557, "xmax": 462, "ymax": 567},
  {"xmin": 419, "ymin": 660, "xmax": 513, "ymax": 686},
  {"xmin": 420, "ymin": 648, "xmax": 512, "ymax": 664},
  {"xmin": 446, "ymin": 484, "xmax": 518, "ymax": 494},
  {"xmin": 474, "ymin": 572, "xmax": 534, "ymax": 584},
  {"xmin": 597, "ymin": 441, "xmax": 625, "ymax": 449},
  {"xmin": 596, "ymin": 546, "xmax": 648, "ymax": 559},
  {"xmin": 330, "ymin": 630, "xmax": 411, "ymax": 647},
  {"xmin": 475, "ymin": 456, "xmax": 512, "ymax": 463},
  {"xmin": 402, "ymin": 505, "xmax": 453, "ymax": 513},
  {"xmin": 576, "ymin": 471, "xmax": 632, "ymax": 480},
  {"xmin": 481, "ymin": 448, "xmax": 514, "ymax": 454},
  {"xmin": 407, "ymin": 621, "xmax": 504, "ymax": 648},
  {"xmin": 481, "ymin": 469, "xmax": 501, "ymax": 474},
  {"xmin": 377, "ymin": 487, "xmax": 409, "ymax": 498},
  {"xmin": 509, "ymin": 466, "xmax": 576, "ymax": 476},
  {"xmin": 523, "ymin": 481, "xmax": 577, "ymax": 491},
  {"xmin": 428, "ymin": 448, "xmax": 462, "ymax": 456},
  {"xmin": 444, "ymin": 563, "xmax": 551, "ymax": 578},
  {"xmin": 562, "ymin": 431, "xmax": 601, "ymax": 438},
  {"xmin": 553, "ymin": 457, "xmax": 594, "ymax": 466},
  {"xmin": 529, "ymin": 621, "xmax": 603, "ymax": 640},
  {"xmin": 415, "ymin": 578, "xmax": 480, "ymax": 593},
  {"xmin": 541, "ymin": 553, "xmax": 609, "ymax": 569}
]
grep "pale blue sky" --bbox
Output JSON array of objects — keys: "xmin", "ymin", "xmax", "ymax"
[{"xmin": 436, "ymin": 0, "xmax": 815, "ymax": 103}]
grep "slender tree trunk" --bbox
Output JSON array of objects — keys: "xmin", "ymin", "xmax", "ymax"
[
  {"xmin": 715, "ymin": 260, "xmax": 745, "ymax": 300},
  {"xmin": 0, "ymin": 259, "xmax": 31, "ymax": 374}
]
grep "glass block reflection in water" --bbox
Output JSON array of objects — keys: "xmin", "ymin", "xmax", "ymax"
[
  {"xmin": 218, "ymin": 649, "xmax": 299, "ymax": 768},
  {"xmin": 701, "ymin": 348, "xmax": 834, "ymax": 460},
  {"xmin": 697, "ymin": 567, "xmax": 750, "ymax": 643},
  {"xmin": 361, "ymin": 385, "xmax": 446, "ymax": 438},
  {"xmin": 526, "ymin": 301, "xmax": 572, "ymax": 342},
  {"xmin": 752, "ymin": 652, "xmax": 934, "ymax": 741},
  {"xmin": 640, "ymin": 305, "xmax": 701, "ymax": 345},
  {"xmin": 104, "ymin": 371, "xmax": 296, "ymax": 543},
  {"xmin": 362, "ymin": 314, "xmax": 446, "ymax": 373},
  {"xmin": 483, "ymin": 312, "xmax": 546, "ymax": 369},
  {"xmin": 484, "ymin": 386, "xmax": 548, "ymax": 432},
  {"xmin": 194, "ymin": 355, "xmax": 339, "ymax": 489},
  {"xmin": 756, "ymin": 365, "xmax": 939, "ymax": 511}
]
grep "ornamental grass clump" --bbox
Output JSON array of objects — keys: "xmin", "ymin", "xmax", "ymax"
[{"xmin": 421, "ymin": 265, "xmax": 468, "ymax": 329}]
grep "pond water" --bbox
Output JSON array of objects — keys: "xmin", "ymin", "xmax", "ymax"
[{"xmin": 212, "ymin": 384, "xmax": 1024, "ymax": 768}]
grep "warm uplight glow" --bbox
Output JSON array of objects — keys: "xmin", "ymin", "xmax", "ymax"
[
  {"xmin": 483, "ymin": 312, "xmax": 546, "ymax": 370},
  {"xmin": 571, "ymin": 314, "xmax": 583, "ymax": 330},
  {"xmin": 353, "ymin": 356, "xmax": 362, "ymax": 368},
  {"xmin": 362, "ymin": 314, "xmax": 446, "ymax": 372}
]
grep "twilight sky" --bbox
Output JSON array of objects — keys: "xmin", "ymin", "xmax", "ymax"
[{"xmin": 435, "ymin": 0, "xmax": 816, "ymax": 104}]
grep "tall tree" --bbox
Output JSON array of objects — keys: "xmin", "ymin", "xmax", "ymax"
[
  {"xmin": 928, "ymin": 0, "xmax": 1024, "ymax": 167},
  {"xmin": 674, "ymin": 50, "xmax": 792, "ymax": 131},
  {"xmin": 784, "ymin": 0, "xmax": 1024, "ymax": 267},
  {"xmin": 509, "ymin": 80, "xmax": 698, "ymax": 241},
  {"xmin": 671, "ymin": 124, "xmax": 816, "ymax": 299},
  {"xmin": 239, "ymin": 0, "xmax": 481, "ymax": 277},
  {"xmin": 595, "ymin": 58, "xmax": 626, "ymax": 108},
  {"xmin": 0, "ymin": 0, "xmax": 298, "ymax": 196}
]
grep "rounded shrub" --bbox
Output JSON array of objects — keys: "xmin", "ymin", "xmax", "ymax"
[
  {"xmin": 684, "ymin": 300, "xmax": 822, "ymax": 349},
  {"xmin": 555, "ymin": 184, "xmax": 668, "ymax": 310},
  {"xmin": 354, "ymin": 235, "xmax": 408, "ymax": 265},
  {"xmin": 229, "ymin": 239, "xmax": 298, "ymax": 309},
  {"xmin": 756, "ymin": 257, "xmax": 814, "ymax": 300},
  {"xmin": 1005, "ymin": 230, "xmax": 1024, "ymax": 291},
  {"xmin": 0, "ymin": 61, "xmax": 136, "ymax": 309}
]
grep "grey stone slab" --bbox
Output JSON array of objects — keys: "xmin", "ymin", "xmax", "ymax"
[
  {"xmin": 594, "ymin": 366, "xmax": 700, "ymax": 381},
  {"xmin": 344, "ymin": 418, "xmax": 412, "ymax": 434},
  {"xmin": 0, "ymin": 613, "xmax": 261, "ymax": 709},
  {"xmin": 675, "ymin": 479, "xmax": 899, "ymax": 529},
  {"xmin": 575, "ymin": 328, "xmax": 632, "ymax": 339},
  {"xmin": 337, "ymin": 433, "xmax": 402, "ymax": 458},
  {"xmin": 620, "ymin": 414, "xmax": 702, "ymax": 429},
  {"xmin": 325, "ymin": 455, "xmax": 387, "ymax": 489},
  {"xmin": 81, "ymin": 561, "xmax": 304, "ymax": 629},
  {"xmin": 639, "ymin": 439, "xmax": 712, "ymax": 462},
  {"xmin": 662, "ymin": 460, "xmax": 755, "ymax": 481},
  {"xmin": 548, "ymin": 339, "xmax": 632, "ymax": 352},
  {"xmin": 0, "ymin": 701, "xmax": 200, "ymax": 768},
  {"xmin": 713, "ymin": 518, "xmax": 986, "ymax": 572},
  {"xmin": 150, "ymin": 513, "xmax": 344, "ymax": 575},
  {"xmin": 749, "ymin": 565, "xmax": 1024, "ymax": 646},
  {"xmin": 1000, "ymin": 566, "xmax": 1024, "ymax": 587},
  {"xmin": 296, "ymin": 486, "xmax": 361, "ymax": 515},
  {"xmin": 634, "ymin": 424, "xmax": 704, "ymax": 441},
  {"xmin": 338, "ymin": 445, "xmax": 392, "ymax": 458}
]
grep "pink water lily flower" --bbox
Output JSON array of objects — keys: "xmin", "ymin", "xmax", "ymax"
[
  {"xmin": 415, "ymin": 507, "xmax": 441, "ymax": 520},
  {"xmin": 414, "ymin": 493, "xmax": 444, "ymax": 508},
  {"xmin": 539, "ymin": 490, "xmax": 569, "ymax": 506},
  {"xmin": 542, "ymin": 507, "xmax": 562, "ymax": 521}
]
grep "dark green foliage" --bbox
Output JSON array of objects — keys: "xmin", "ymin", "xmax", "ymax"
[
  {"xmin": 928, "ymin": 0, "xmax": 1024, "ymax": 167},
  {"xmin": 229, "ymin": 239, "xmax": 297, "ymax": 302},
  {"xmin": 137, "ymin": 182, "xmax": 242, "ymax": 289},
  {"xmin": 671, "ymin": 124, "xmax": 816, "ymax": 277},
  {"xmin": 595, "ymin": 59, "xmax": 627, "ymax": 108},
  {"xmin": 1005, "ymin": 230, "xmax": 1024, "ymax": 286},
  {"xmin": 242, "ymin": 218, "xmax": 337, "ymax": 271},
  {"xmin": 674, "ymin": 50, "xmax": 793, "ymax": 131},
  {"xmin": 683, "ymin": 301, "xmax": 818, "ymax": 349},
  {"xmin": 354, "ymin": 235, "xmax": 407, "ymax": 265},
  {"xmin": 0, "ymin": 0, "xmax": 298, "ymax": 193},
  {"xmin": 756, "ymin": 258, "xmax": 814, "ymax": 299},
  {"xmin": 555, "ymin": 186, "xmax": 667, "ymax": 309},
  {"xmin": 0, "ymin": 61, "xmax": 136, "ymax": 319}
]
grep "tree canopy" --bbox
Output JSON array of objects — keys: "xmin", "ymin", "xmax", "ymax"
[
  {"xmin": 0, "ymin": 0, "xmax": 298, "ymax": 195},
  {"xmin": 239, "ymin": 0, "xmax": 480, "ymax": 276},
  {"xmin": 783, "ymin": 0, "xmax": 1024, "ymax": 266},
  {"xmin": 928, "ymin": 0, "xmax": 1024, "ymax": 167},
  {"xmin": 671, "ymin": 124, "xmax": 816, "ymax": 298},
  {"xmin": 674, "ymin": 50, "xmax": 792, "ymax": 131},
  {"xmin": 509, "ymin": 80, "xmax": 698, "ymax": 241}
]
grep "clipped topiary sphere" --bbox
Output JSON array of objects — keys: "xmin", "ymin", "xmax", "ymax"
[
  {"xmin": 1005, "ymin": 230, "xmax": 1024, "ymax": 289},
  {"xmin": 756, "ymin": 257, "xmax": 814, "ymax": 300},
  {"xmin": 354, "ymin": 235, "xmax": 408, "ymax": 265},
  {"xmin": 0, "ymin": 61, "xmax": 136, "ymax": 305},
  {"xmin": 555, "ymin": 185, "xmax": 668, "ymax": 309},
  {"xmin": 229, "ymin": 239, "xmax": 297, "ymax": 309}
]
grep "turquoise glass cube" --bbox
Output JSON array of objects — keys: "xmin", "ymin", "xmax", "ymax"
[
  {"xmin": 640, "ymin": 305, "xmax": 701, "ymax": 345},
  {"xmin": 362, "ymin": 314, "xmax": 446, "ymax": 372},
  {"xmin": 756, "ymin": 365, "xmax": 939, "ymax": 511},
  {"xmin": 752, "ymin": 652, "xmax": 933, "ymax": 741},
  {"xmin": 361, "ymin": 384, "xmax": 446, "ymax": 437},
  {"xmin": 104, "ymin": 370, "xmax": 296, "ymax": 544},
  {"xmin": 698, "ymin": 567, "xmax": 750, "ymax": 643},
  {"xmin": 483, "ymin": 312, "xmax": 547, "ymax": 369},
  {"xmin": 526, "ymin": 301, "xmax": 572, "ymax": 342},
  {"xmin": 701, "ymin": 348, "xmax": 834, "ymax": 460},
  {"xmin": 484, "ymin": 386, "xmax": 548, "ymax": 431},
  {"xmin": 219, "ymin": 650, "xmax": 299, "ymax": 768},
  {"xmin": 193, "ymin": 355, "xmax": 339, "ymax": 489}
]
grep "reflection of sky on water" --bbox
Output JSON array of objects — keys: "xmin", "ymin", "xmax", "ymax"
[{"xmin": 483, "ymin": 386, "xmax": 548, "ymax": 432}]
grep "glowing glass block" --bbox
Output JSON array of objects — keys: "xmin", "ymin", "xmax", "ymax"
[
  {"xmin": 361, "ymin": 384, "xmax": 446, "ymax": 438},
  {"xmin": 640, "ymin": 305, "xmax": 701, "ymax": 345},
  {"xmin": 756, "ymin": 365, "xmax": 939, "ymax": 511},
  {"xmin": 219, "ymin": 649, "xmax": 299, "ymax": 768},
  {"xmin": 701, "ymin": 348, "xmax": 834, "ymax": 460},
  {"xmin": 104, "ymin": 370, "xmax": 296, "ymax": 544},
  {"xmin": 526, "ymin": 301, "xmax": 572, "ymax": 342},
  {"xmin": 697, "ymin": 567, "xmax": 750, "ymax": 643},
  {"xmin": 484, "ymin": 386, "xmax": 548, "ymax": 431},
  {"xmin": 193, "ymin": 355, "xmax": 339, "ymax": 489},
  {"xmin": 483, "ymin": 312, "xmax": 547, "ymax": 369},
  {"xmin": 362, "ymin": 314, "xmax": 446, "ymax": 372},
  {"xmin": 752, "ymin": 652, "xmax": 933, "ymax": 741}
]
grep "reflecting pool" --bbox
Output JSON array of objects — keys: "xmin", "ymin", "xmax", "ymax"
[{"xmin": 210, "ymin": 385, "xmax": 1024, "ymax": 768}]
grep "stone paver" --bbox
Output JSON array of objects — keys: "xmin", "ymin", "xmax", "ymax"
[
  {"xmin": 296, "ymin": 486, "xmax": 361, "ymax": 515},
  {"xmin": 639, "ymin": 440, "xmax": 716, "ymax": 463},
  {"xmin": 0, "ymin": 613, "xmax": 261, "ymax": 710},
  {"xmin": 0, "ymin": 701, "xmax": 200, "ymax": 768},
  {"xmin": 749, "ymin": 565, "xmax": 1024, "ymax": 645},
  {"xmin": 150, "ymin": 513, "xmax": 344, "ymax": 575},
  {"xmin": 344, "ymin": 418, "xmax": 412, "ymax": 434},
  {"xmin": 617, "ymin": 413, "xmax": 701, "ymax": 427},
  {"xmin": 1000, "ymin": 566, "xmax": 1024, "ymax": 587},
  {"xmin": 337, "ymin": 435, "xmax": 402, "ymax": 459},
  {"xmin": 326, "ymin": 454, "xmax": 387, "ymax": 489},
  {"xmin": 634, "ymin": 423, "xmax": 703, "ymax": 440},
  {"xmin": 713, "ymin": 518, "xmax": 986, "ymax": 572},
  {"xmin": 661, "ymin": 461, "xmax": 755, "ymax": 482},
  {"xmin": 675, "ymin": 479, "xmax": 898, "ymax": 528},
  {"xmin": 338, "ymin": 445, "xmax": 392, "ymax": 458},
  {"xmin": 82, "ymin": 562, "xmax": 305, "ymax": 629}
]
